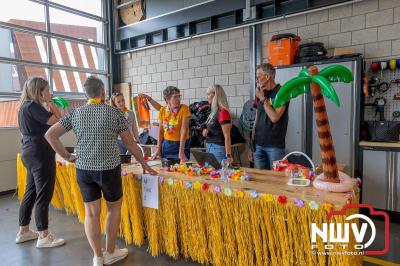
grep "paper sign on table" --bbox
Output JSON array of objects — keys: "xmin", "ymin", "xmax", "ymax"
[
  {"xmin": 146, "ymin": 160, "xmax": 162, "ymax": 167},
  {"xmin": 142, "ymin": 174, "xmax": 159, "ymax": 209}
]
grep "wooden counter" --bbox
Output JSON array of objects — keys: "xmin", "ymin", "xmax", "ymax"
[
  {"xmin": 124, "ymin": 163, "xmax": 354, "ymax": 207},
  {"xmin": 359, "ymin": 140, "xmax": 400, "ymax": 149}
]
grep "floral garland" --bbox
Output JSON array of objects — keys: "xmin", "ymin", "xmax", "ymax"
[
  {"xmin": 163, "ymin": 105, "xmax": 180, "ymax": 134},
  {"xmin": 152, "ymin": 174, "xmax": 360, "ymax": 211},
  {"xmin": 168, "ymin": 163, "xmax": 215, "ymax": 176},
  {"xmin": 167, "ymin": 163, "xmax": 250, "ymax": 181},
  {"xmin": 129, "ymin": 173, "xmax": 362, "ymax": 211},
  {"xmin": 87, "ymin": 98, "xmax": 105, "ymax": 104}
]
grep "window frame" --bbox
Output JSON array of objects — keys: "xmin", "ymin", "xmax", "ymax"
[{"xmin": 0, "ymin": 0, "xmax": 110, "ymax": 97}]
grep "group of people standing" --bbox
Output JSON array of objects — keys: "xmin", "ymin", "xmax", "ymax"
[{"xmin": 16, "ymin": 63, "xmax": 289, "ymax": 266}]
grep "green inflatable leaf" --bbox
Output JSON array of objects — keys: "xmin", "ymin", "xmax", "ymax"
[
  {"xmin": 318, "ymin": 65, "xmax": 353, "ymax": 83},
  {"xmin": 312, "ymin": 75, "xmax": 341, "ymax": 107},
  {"xmin": 298, "ymin": 68, "xmax": 310, "ymax": 78},
  {"xmin": 273, "ymin": 76, "xmax": 311, "ymax": 109},
  {"xmin": 51, "ymin": 97, "xmax": 70, "ymax": 109}
]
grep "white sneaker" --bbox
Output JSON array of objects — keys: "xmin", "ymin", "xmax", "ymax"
[
  {"xmin": 93, "ymin": 256, "xmax": 104, "ymax": 266},
  {"xmin": 103, "ymin": 247, "xmax": 128, "ymax": 265},
  {"xmin": 16, "ymin": 230, "xmax": 39, "ymax": 243},
  {"xmin": 36, "ymin": 233, "xmax": 65, "ymax": 248}
]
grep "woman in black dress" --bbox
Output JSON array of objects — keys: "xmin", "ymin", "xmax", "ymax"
[{"xmin": 17, "ymin": 77, "xmax": 68, "ymax": 248}]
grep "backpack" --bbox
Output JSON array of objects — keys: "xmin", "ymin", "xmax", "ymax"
[
  {"xmin": 231, "ymin": 124, "xmax": 245, "ymax": 145},
  {"xmin": 296, "ymin": 42, "xmax": 328, "ymax": 63},
  {"xmin": 139, "ymin": 129, "xmax": 157, "ymax": 145},
  {"xmin": 188, "ymin": 101, "xmax": 211, "ymax": 147},
  {"xmin": 239, "ymin": 99, "xmax": 257, "ymax": 147}
]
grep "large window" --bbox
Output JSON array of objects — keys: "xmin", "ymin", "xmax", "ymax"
[{"xmin": 0, "ymin": 0, "xmax": 109, "ymax": 128}]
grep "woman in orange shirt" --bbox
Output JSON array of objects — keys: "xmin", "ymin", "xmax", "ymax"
[{"xmin": 151, "ymin": 86, "xmax": 190, "ymax": 162}]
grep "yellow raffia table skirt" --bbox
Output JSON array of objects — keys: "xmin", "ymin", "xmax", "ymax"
[{"xmin": 16, "ymin": 154, "xmax": 361, "ymax": 266}]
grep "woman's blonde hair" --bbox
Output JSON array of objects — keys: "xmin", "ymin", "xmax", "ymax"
[
  {"xmin": 206, "ymin": 84, "xmax": 230, "ymax": 123},
  {"xmin": 19, "ymin": 77, "xmax": 49, "ymax": 107},
  {"xmin": 110, "ymin": 92, "xmax": 124, "ymax": 108}
]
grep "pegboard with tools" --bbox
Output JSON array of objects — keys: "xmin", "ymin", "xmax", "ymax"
[{"xmin": 364, "ymin": 60, "xmax": 400, "ymax": 122}]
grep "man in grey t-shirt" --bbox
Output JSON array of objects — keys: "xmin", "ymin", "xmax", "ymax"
[{"xmin": 45, "ymin": 76, "xmax": 157, "ymax": 266}]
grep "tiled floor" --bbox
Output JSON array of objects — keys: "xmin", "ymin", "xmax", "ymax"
[{"xmin": 0, "ymin": 193, "xmax": 399, "ymax": 266}]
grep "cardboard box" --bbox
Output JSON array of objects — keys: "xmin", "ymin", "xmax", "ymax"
[{"xmin": 334, "ymin": 47, "xmax": 356, "ymax": 56}]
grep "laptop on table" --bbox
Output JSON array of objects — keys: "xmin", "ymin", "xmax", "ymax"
[{"xmin": 191, "ymin": 150, "xmax": 221, "ymax": 169}]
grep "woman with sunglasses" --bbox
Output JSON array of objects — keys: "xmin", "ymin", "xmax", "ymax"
[{"xmin": 151, "ymin": 86, "xmax": 190, "ymax": 162}]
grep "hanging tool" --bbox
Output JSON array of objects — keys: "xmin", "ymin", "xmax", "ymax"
[
  {"xmin": 365, "ymin": 97, "xmax": 387, "ymax": 121},
  {"xmin": 363, "ymin": 76, "xmax": 369, "ymax": 97},
  {"xmin": 376, "ymin": 97, "xmax": 386, "ymax": 121},
  {"xmin": 392, "ymin": 111, "xmax": 400, "ymax": 120},
  {"xmin": 368, "ymin": 76, "xmax": 390, "ymax": 97},
  {"xmin": 391, "ymin": 79, "xmax": 400, "ymax": 100}
]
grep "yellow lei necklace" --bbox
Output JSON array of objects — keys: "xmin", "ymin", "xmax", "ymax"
[{"xmin": 87, "ymin": 98, "xmax": 104, "ymax": 104}]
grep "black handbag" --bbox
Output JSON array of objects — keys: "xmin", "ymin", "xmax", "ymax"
[{"xmin": 365, "ymin": 121, "xmax": 400, "ymax": 142}]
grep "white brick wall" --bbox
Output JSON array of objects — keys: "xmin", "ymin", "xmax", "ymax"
[
  {"xmin": 121, "ymin": 28, "xmax": 250, "ymax": 122},
  {"xmin": 121, "ymin": 0, "xmax": 400, "ymax": 124},
  {"xmin": 261, "ymin": 0, "xmax": 400, "ymax": 61}
]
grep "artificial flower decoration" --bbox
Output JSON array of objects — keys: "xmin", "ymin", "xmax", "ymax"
[
  {"xmin": 185, "ymin": 181, "xmax": 192, "ymax": 189},
  {"xmin": 236, "ymin": 190, "xmax": 245, "ymax": 198},
  {"xmin": 169, "ymin": 163, "xmax": 215, "ymax": 176},
  {"xmin": 159, "ymin": 176, "xmax": 165, "ymax": 183},
  {"xmin": 250, "ymin": 190, "xmax": 259, "ymax": 198},
  {"xmin": 308, "ymin": 201, "xmax": 319, "ymax": 210},
  {"xmin": 167, "ymin": 177, "xmax": 174, "ymax": 186},
  {"xmin": 228, "ymin": 169, "xmax": 250, "ymax": 181},
  {"xmin": 201, "ymin": 183, "xmax": 209, "ymax": 191},
  {"xmin": 213, "ymin": 185, "xmax": 221, "ymax": 193},
  {"xmin": 293, "ymin": 199, "xmax": 304, "ymax": 208},
  {"xmin": 264, "ymin": 194, "xmax": 274, "ymax": 202},
  {"xmin": 163, "ymin": 105, "xmax": 180, "ymax": 134},
  {"xmin": 87, "ymin": 98, "xmax": 104, "ymax": 104},
  {"xmin": 193, "ymin": 181, "xmax": 202, "ymax": 190},
  {"xmin": 210, "ymin": 170, "xmax": 221, "ymax": 178},
  {"xmin": 224, "ymin": 187, "xmax": 233, "ymax": 197},
  {"xmin": 278, "ymin": 195, "xmax": 287, "ymax": 204}
]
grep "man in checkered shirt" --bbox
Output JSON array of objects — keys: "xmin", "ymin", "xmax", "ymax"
[{"xmin": 45, "ymin": 76, "xmax": 157, "ymax": 266}]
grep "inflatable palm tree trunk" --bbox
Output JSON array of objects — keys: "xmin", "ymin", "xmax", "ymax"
[
  {"xmin": 274, "ymin": 65, "xmax": 353, "ymax": 184},
  {"xmin": 309, "ymin": 66, "xmax": 338, "ymax": 182}
]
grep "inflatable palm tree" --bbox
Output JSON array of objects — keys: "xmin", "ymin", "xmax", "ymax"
[{"xmin": 273, "ymin": 65, "xmax": 355, "ymax": 192}]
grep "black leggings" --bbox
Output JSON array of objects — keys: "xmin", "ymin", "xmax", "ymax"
[{"xmin": 19, "ymin": 137, "xmax": 55, "ymax": 231}]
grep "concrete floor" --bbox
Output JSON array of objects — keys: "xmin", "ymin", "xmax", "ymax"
[
  {"xmin": 0, "ymin": 194, "xmax": 199, "ymax": 266},
  {"xmin": 0, "ymin": 193, "xmax": 399, "ymax": 266}
]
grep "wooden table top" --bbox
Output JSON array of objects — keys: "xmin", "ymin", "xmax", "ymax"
[
  {"xmin": 359, "ymin": 141, "xmax": 400, "ymax": 149},
  {"xmin": 123, "ymin": 163, "xmax": 353, "ymax": 207}
]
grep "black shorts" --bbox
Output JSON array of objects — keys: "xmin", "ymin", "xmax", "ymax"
[{"xmin": 76, "ymin": 165, "xmax": 122, "ymax": 203}]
